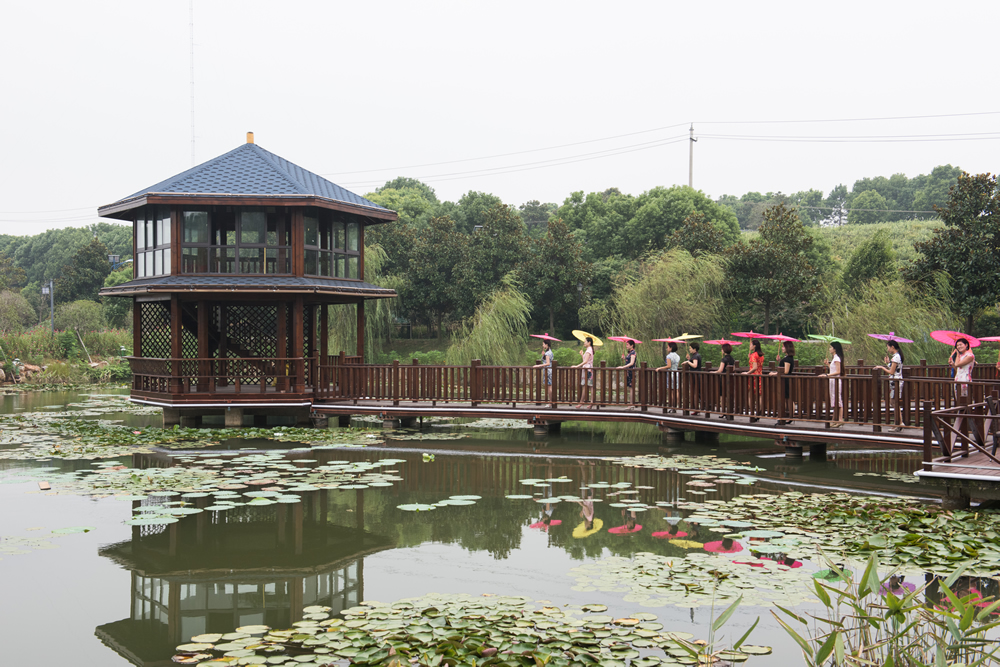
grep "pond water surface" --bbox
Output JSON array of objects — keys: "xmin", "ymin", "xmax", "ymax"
[{"xmin": 0, "ymin": 388, "xmax": 992, "ymax": 666}]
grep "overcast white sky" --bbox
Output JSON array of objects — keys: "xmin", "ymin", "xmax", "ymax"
[{"xmin": 2, "ymin": 0, "xmax": 998, "ymax": 235}]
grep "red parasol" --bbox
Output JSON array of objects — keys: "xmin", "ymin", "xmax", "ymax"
[
  {"xmin": 930, "ymin": 330, "xmax": 981, "ymax": 348},
  {"xmin": 703, "ymin": 339, "xmax": 742, "ymax": 346},
  {"xmin": 530, "ymin": 333, "xmax": 562, "ymax": 342},
  {"xmin": 762, "ymin": 333, "xmax": 800, "ymax": 342},
  {"xmin": 703, "ymin": 539, "xmax": 744, "ymax": 554},
  {"xmin": 608, "ymin": 524, "xmax": 643, "ymax": 534},
  {"xmin": 731, "ymin": 332, "xmax": 769, "ymax": 339},
  {"xmin": 651, "ymin": 530, "xmax": 689, "ymax": 539},
  {"xmin": 529, "ymin": 520, "xmax": 562, "ymax": 530},
  {"xmin": 867, "ymin": 331, "xmax": 915, "ymax": 344},
  {"xmin": 607, "ymin": 336, "xmax": 643, "ymax": 344}
]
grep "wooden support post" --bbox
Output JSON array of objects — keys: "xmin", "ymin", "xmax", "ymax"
[
  {"xmin": 169, "ymin": 295, "xmax": 182, "ymax": 393},
  {"xmin": 871, "ymin": 367, "xmax": 882, "ymax": 432},
  {"xmin": 922, "ymin": 400, "xmax": 935, "ymax": 472},
  {"xmin": 292, "ymin": 296, "xmax": 304, "ymax": 393},
  {"xmin": 392, "ymin": 360, "xmax": 400, "ymax": 407},
  {"xmin": 550, "ymin": 360, "xmax": 558, "ymax": 410},
  {"xmin": 639, "ymin": 362, "xmax": 648, "ymax": 412},
  {"xmin": 132, "ymin": 302, "xmax": 141, "ymax": 358},
  {"xmin": 217, "ymin": 305, "xmax": 228, "ymax": 387},
  {"xmin": 412, "ymin": 358, "xmax": 419, "ymax": 404},
  {"xmin": 197, "ymin": 300, "xmax": 209, "ymax": 392},
  {"xmin": 470, "ymin": 359, "xmax": 482, "ymax": 407},
  {"xmin": 320, "ymin": 304, "xmax": 329, "ymax": 365},
  {"xmin": 277, "ymin": 302, "xmax": 287, "ymax": 391},
  {"xmin": 356, "ymin": 300, "xmax": 366, "ymax": 360}
]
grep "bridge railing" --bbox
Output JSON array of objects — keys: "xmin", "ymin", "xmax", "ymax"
[
  {"xmin": 922, "ymin": 398, "xmax": 1000, "ymax": 473},
  {"xmin": 315, "ymin": 358, "xmax": 1000, "ymax": 431}
]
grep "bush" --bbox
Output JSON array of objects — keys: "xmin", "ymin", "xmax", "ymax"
[
  {"xmin": 84, "ymin": 360, "xmax": 132, "ymax": 383},
  {"xmin": 57, "ymin": 331, "xmax": 79, "ymax": 359},
  {"xmin": 37, "ymin": 362, "xmax": 87, "ymax": 384}
]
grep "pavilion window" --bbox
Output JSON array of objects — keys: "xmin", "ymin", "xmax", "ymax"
[
  {"xmin": 304, "ymin": 209, "xmax": 361, "ymax": 279},
  {"xmin": 181, "ymin": 209, "xmax": 291, "ymax": 274},
  {"xmin": 135, "ymin": 205, "xmax": 171, "ymax": 278}
]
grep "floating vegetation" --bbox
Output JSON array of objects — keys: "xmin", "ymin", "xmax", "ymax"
[
  {"xmin": 383, "ymin": 430, "xmax": 468, "ymax": 441},
  {"xmin": 681, "ymin": 492, "xmax": 1000, "ymax": 574},
  {"xmin": 170, "ymin": 594, "xmax": 771, "ymax": 666},
  {"xmin": 606, "ymin": 453, "xmax": 761, "ymax": 477},
  {"xmin": 853, "ymin": 470, "xmax": 921, "ymax": 484},
  {"xmin": 570, "ymin": 552, "xmax": 817, "ymax": 608},
  {"xmin": 0, "ymin": 526, "xmax": 95, "ymax": 560}
]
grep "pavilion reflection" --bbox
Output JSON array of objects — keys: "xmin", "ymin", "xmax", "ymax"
[{"xmin": 95, "ymin": 485, "xmax": 392, "ymax": 667}]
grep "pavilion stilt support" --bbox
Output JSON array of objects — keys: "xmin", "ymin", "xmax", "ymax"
[
  {"xmin": 163, "ymin": 408, "xmax": 180, "ymax": 428},
  {"xmin": 179, "ymin": 414, "xmax": 201, "ymax": 428},
  {"xmin": 225, "ymin": 407, "xmax": 244, "ymax": 428},
  {"xmin": 809, "ymin": 442, "xmax": 828, "ymax": 461},
  {"xmin": 694, "ymin": 430, "xmax": 719, "ymax": 443},
  {"xmin": 399, "ymin": 416, "xmax": 417, "ymax": 428},
  {"xmin": 779, "ymin": 439, "xmax": 803, "ymax": 458},
  {"xmin": 942, "ymin": 486, "xmax": 971, "ymax": 510},
  {"xmin": 338, "ymin": 415, "xmax": 352, "ymax": 427}
]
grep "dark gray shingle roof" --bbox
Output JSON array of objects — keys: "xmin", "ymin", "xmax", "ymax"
[
  {"xmin": 100, "ymin": 275, "xmax": 396, "ymax": 298},
  {"xmin": 105, "ymin": 143, "xmax": 387, "ymax": 211}
]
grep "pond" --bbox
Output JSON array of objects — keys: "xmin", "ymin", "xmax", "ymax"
[{"xmin": 0, "ymin": 389, "xmax": 997, "ymax": 666}]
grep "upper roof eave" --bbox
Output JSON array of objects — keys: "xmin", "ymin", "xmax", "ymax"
[{"xmin": 98, "ymin": 192, "xmax": 398, "ymax": 224}]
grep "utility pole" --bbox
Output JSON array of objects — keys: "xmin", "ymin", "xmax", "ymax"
[
  {"xmin": 41, "ymin": 280, "xmax": 54, "ymax": 335},
  {"xmin": 688, "ymin": 123, "xmax": 697, "ymax": 188}
]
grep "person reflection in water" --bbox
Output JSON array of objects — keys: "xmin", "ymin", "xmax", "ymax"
[{"xmin": 575, "ymin": 489, "xmax": 595, "ymax": 531}]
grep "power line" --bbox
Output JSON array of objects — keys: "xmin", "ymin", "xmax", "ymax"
[
  {"xmin": 0, "ymin": 206, "xmax": 95, "ymax": 215},
  {"xmin": 700, "ymin": 131, "xmax": 1000, "ymax": 144},
  {"xmin": 698, "ymin": 110, "xmax": 1000, "ymax": 125}
]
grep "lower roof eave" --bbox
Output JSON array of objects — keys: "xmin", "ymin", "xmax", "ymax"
[{"xmin": 99, "ymin": 286, "xmax": 396, "ymax": 299}]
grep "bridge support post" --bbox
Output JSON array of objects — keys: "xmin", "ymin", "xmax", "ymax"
[
  {"xmin": 660, "ymin": 428, "xmax": 686, "ymax": 442},
  {"xmin": 809, "ymin": 442, "xmax": 828, "ymax": 461},
  {"xmin": 179, "ymin": 414, "xmax": 201, "ymax": 428},
  {"xmin": 382, "ymin": 418, "xmax": 400, "ymax": 429},
  {"xmin": 400, "ymin": 416, "xmax": 418, "ymax": 428},
  {"xmin": 694, "ymin": 431, "xmax": 719, "ymax": 443},
  {"xmin": 338, "ymin": 415, "xmax": 352, "ymax": 427},
  {"xmin": 163, "ymin": 408, "xmax": 180, "ymax": 428},
  {"xmin": 225, "ymin": 407, "xmax": 244, "ymax": 428},
  {"xmin": 777, "ymin": 438, "xmax": 803, "ymax": 458},
  {"xmin": 942, "ymin": 486, "xmax": 971, "ymax": 510}
]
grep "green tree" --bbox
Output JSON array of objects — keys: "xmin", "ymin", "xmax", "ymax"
[
  {"xmin": 848, "ymin": 190, "xmax": 890, "ymax": 225},
  {"xmin": 102, "ymin": 267, "xmax": 133, "ymax": 328},
  {"xmin": 0, "ymin": 252, "xmax": 27, "ymax": 290},
  {"xmin": 913, "ymin": 164, "xmax": 962, "ymax": 216},
  {"xmin": 518, "ymin": 200, "xmax": 557, "ymax": 227},
  {"xmin": 521, "ymin": 218, "xmax": 590, "ymax": 333},
  {"xmin": 725, "ymin": 203, "xmax": 817, "ymax": 335},
  {"xmin": 399, "ymin": 216, "xmax": 468, "ymax": 338},
  {"xmin": 0, "ymin": 290, "xmax": 36, "ymax": 333},
  {"xmin": 841, "ymin": 230, "xmax": 896, "ymax": 296},
  {"xmin": 377, "ymin": 177, "xmax": 439, "ymax": 204},
  {"xmin": 664, "ymin": 211, "xmax": 727, "ymax": 257},
  {"xmin": 445, "ymin": 191, "xmax": 507, "ymax": 234},
  {"xmin": 53, "ymin": 238, "xmax": 112, "ymax": 303},
  {"xmin": 365, "ymin": 183, "xmax": 437, "ymax": 274},
  {"xmin": 909, "ymin": 172, "xmax": 1000, "ymax": 333},
  {"xmin": 55, "ymin": 299, "xmax": 105, "ymax": 332},
  {"xmin": 455, "ymin": 204, "xmax": 528, "ymax": 314},
  {"xmin": 824, "ymin": 184, "xmax": 848, "ymax": 226}
]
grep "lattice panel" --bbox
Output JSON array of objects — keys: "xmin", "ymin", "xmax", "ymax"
[
  {"xmin": 182, "ymin": 302, "xmax": 198, "ymax": 359},
  {"xmin": 139, "ymin": 301, "xmax": 171, "ymax": 359},
  {"xmin": 222, "ymin": 304, "xmax": 278, "ymax": 359}
]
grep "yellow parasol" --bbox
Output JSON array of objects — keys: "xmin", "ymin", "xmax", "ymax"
[
  {"xmin": 671, "ymin": 333, "xmax": 703, "ymax": 341},
  {"xmin": 571, "ymin": 330, "xmax": 604, "ymax": 347},
  {"xmin": 572, "ymin": 518, "xmax": 604, "ymax": 538}
]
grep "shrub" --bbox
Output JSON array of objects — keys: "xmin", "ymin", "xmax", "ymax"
[{"xmin": 37, "ymin": 362, "xmax": 87, "ymax": 384}]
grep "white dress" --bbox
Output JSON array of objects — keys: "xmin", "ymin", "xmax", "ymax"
[{"xmin": 828, "ymin": 354, "xmax": 842, "ymax": 408}]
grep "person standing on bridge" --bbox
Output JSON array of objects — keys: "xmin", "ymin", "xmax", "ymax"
[
  {"xmin": 656, "ymin": 342, "xmax": 681, "ymax": 412},
  {"xmin": 572, "ymin": 338, "xmax": 595, "ymax": 409},
  {"xmin": 682, "ymin": 342, "xmax": 703, "ymax": 415},
  {"xmin": 874, "ymin": 340, "xmax": 905, "ymax": 432},
  {"xmin": 951, "ymin": 338, "xmax": 975, "ymax": 402},
  {"xmin": 769, "ymin": 341, "xmax": 795, "ymax": 425},
  {"xmin": 821, "ymin": 341, "xmax": 845, "ymax": 428},
  {"xmin": 713, "ymin": 343, "xmax": 736, "ymax": 420},
  {"xmin": 532, "ymin": 340, "xmax": 554, "ymax": 402},
  {"xmin": 743, "ymin": 339, "xmax": 764, "ymax": 422},
  {"xmin": 617, "ymin": 339, "xmax": 638, "ymax": 408}
]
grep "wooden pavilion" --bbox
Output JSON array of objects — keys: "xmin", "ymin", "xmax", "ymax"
[{"xmin": 99, "ymin": 133, "xmax": 397, "ymax": 426}]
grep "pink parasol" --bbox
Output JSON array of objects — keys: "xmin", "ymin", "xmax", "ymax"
[
  {"xmin": 607, "ymin": 336, "xmax": 643, "ymax": 344},
  {"xmin": 731, "ymin": 332, "xmax": 770, "ymax": 339},
  {"xmin": 703, "ymin": 339, "xmax": 742, "ymax": 346},
  {"xmin": 977, "ymin": 336, "xmax": 1000, "ymax": 342},
  {"xmin": 703, "ymin": 540, "xmax": 744, "ymax": 554},
  {"xmin": 608, "ymin": 524, "xmax": 643, "ymax": 534},
  {"xmin": 930, "ymin": 330, "xmax": 981, "ymax": 348},
  {"xmin": 530, "ymin": 333, "xmax": 562, "ymax": 342},
  {"xmin": 651, "ymin": 530, "xmax": 689, "ymax": 539},
  {"xmin": 762, "ymin": 333, "xmax": 800, "ymax": 342},
  {"xmin": 867, "ymin": 331, "xmax": 915, "ymax": 344},
  {"xmin": 529, "ymin": 519, "xmax": 562, "ymax": 530}
]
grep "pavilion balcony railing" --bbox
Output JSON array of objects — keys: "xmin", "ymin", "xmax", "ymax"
[
  {"xmin": 128, "ymin": 357, "xmax": 306, "ymax": 395},
  {"xmin": 315, "ymin": 358, "xmax": 1000, "ymax": 433}
]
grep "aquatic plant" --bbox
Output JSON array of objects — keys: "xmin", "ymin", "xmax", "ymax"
[{"xmin": 776, "ymin": 555, "xmax": 1000, "ymax": 667}]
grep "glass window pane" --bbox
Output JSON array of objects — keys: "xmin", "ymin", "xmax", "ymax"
[
  {"xmin": 240, "ymin": 212, "xmax": 266, "ymax": 244},
  {"xmin": 137, "ymin": 252, "xmax": 146, "ymax": 277},
  {"xmin": 305, "ymin": 249, "xmax": 318, "ymax": 275},
  {"xmin": 334, "ymin": 221, "xmax": 345, "ymax": 249},
  {"xmin": 348, "ymin": 256, "xmax": 359, "ymax": 279},
  {"xmin": 239, "ymin": 247, "xmax": 264, "ymax": 273},
  {"xmin": 183, "ymin": 212, "xmax": 209, "ymax": 243},
  {"xmin": 136, "ymin": 217, "xmax": 146, "ymax": 250},
  {"xmin": 183, "ymin": 247, "xmax": 209, "ymax": 273},
  {"xmin": 154, "ymin": 249, "xmax": 162, "ymax": 275},
  {"xmin": 163, "ymin": 248, "xmax": 171, "ymax": 275},
  {"xmin": 335, "ymin": 254, "xmax": 345, "ymax": 278},
  {"xmin": 157, "ymin": 206, "xmax": 171, "ymax": 245},
  {"xmin": 145, "ymin": 251, "xmax": 154, "ymax": 276},
  {"xmin": 304, "ymin": 215, "xmax": 319, "ymax": 247},
  {"xmin": 212, "ymin": 248, "xmax": 235, "ymax": 273},
  {"xmin": 319, "ymin": 251, "xmax": 332, "ymax": 277},
  {"xmin": 212, "ymin": 213, "xmax": 236, "ymax": 246},
  {"xmin": 347, "ymin": 222, "xmax": 359, "ymax": 251},
  {"xmin": 147, "ymin": 219, "xmax": 156, "ymax": 249}
]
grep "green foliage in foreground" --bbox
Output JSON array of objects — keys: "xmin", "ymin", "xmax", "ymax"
[
  {"xmin": 777, "ymin": 556, "xmax": 1000, "ymax": 667},
  {"xmin": 817, "ymin": 219, "xmax": 943, "ymax": 266}
]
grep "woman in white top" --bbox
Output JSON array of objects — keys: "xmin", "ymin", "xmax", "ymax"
[
  {"xmin": 655, "ymin": 341, "xmax": 681, "ymax": 413},
  {"xmin": 874, "ymin": 340, "xmax": 905, "ymax": 432},
  {"xmin": 820, "ymin": 341, "xmax": 845, "ymax": 427},
  {"xmin": 950, "ymin": 338, "xmax": 975, "ymax": 402},
  {"xmin": 572, "ymin": 337, "xmax": 595, "ymax": 409}
]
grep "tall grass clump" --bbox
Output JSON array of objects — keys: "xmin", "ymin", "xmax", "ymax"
[
  {"xmin": 446, "ymin": 275, "xmax": 530, "ymax": 366},
  {"xmin": 602, "ymin": 249, "xmax": 726, "ymax": 366},
  {"xmin": 777, "ymin": 555, "xmax": 1000, "ymax": 667},
  {"xmin": 820, "ymin": 278, "xmax": 957, "ymax": 364},
  {"xmin": 82, "ymin": 329, "xmax": 131, "ymax": 357}
]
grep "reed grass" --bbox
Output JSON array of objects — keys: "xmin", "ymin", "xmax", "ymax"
[{"xmin": 446, "ymin": 275, "xmax": 531, "ymax": 366}]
